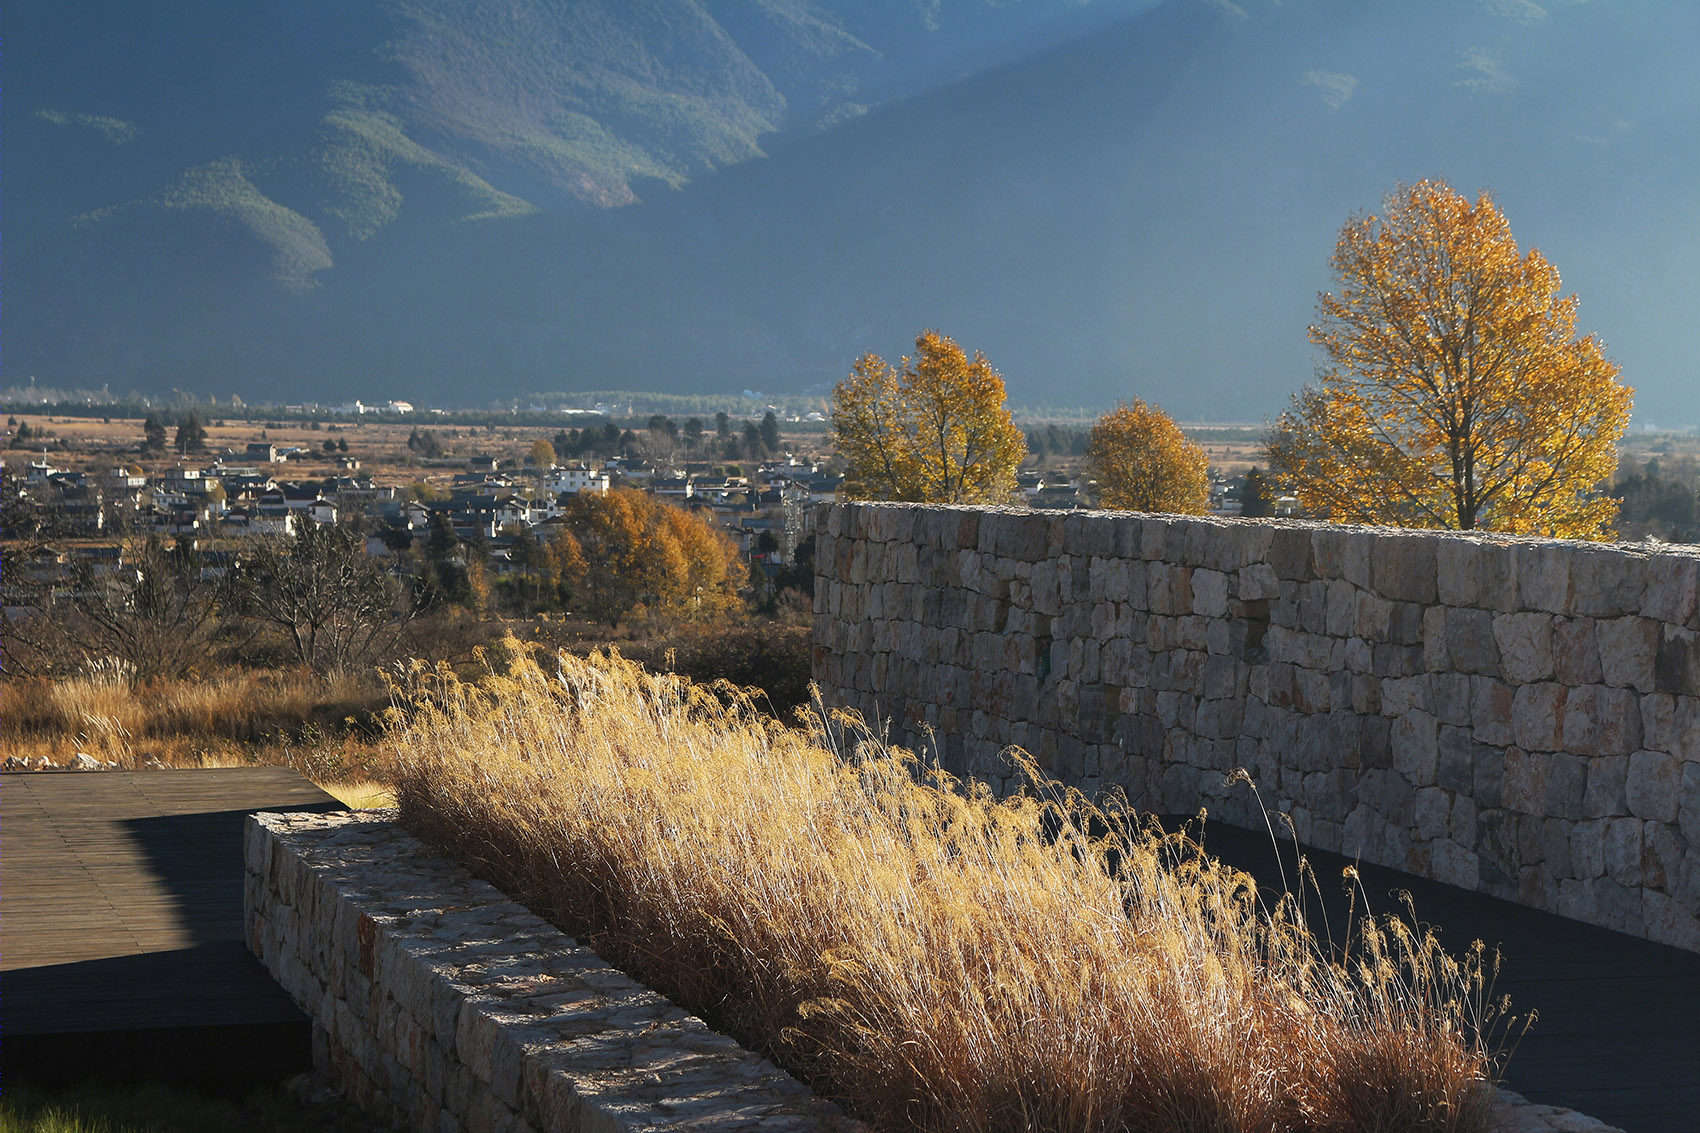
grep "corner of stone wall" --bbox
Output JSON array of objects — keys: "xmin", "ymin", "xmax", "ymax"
[{"xmin": 244, "ymin": 810, "xmax": 862, "ymax": 1132}]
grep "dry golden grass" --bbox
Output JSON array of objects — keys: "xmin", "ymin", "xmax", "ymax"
[
  {"xmin": 392, "ymin": 648, "xmax": 1510, "ymax": 1133},
  {"xmin": 2, "ymin": 667, "xmax": 394, "ymax": 786}
]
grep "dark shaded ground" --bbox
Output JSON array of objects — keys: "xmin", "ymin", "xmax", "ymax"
[
  {"xmin": 1173, "ymin": 816, "xmax": 1700, "ymax": 1132},
  {"xmin": 2, "ymin": 769, "xmax": 340, "ymax": 1088}
]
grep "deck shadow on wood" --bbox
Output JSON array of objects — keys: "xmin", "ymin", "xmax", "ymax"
[
  {"xmin": 2, "ymin": 770, "xmax": 340, "ymax": 1089},
  {"xmin": 4, "ymin": 943, "xmax": 315, "ymax": 1088}
]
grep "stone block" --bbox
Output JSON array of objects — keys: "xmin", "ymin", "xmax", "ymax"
[
  {"xmin": 1451, "ymin": 792, "xmax": 1479, "ymax": 842},
  {"xmin": 1502, "ymin": 748, "xmax": 1549, "ymax": 815},
  {"xmin": 1643, "ymin": 552, "xmax": 1700, "ymax": 626},
  {"xmin": 1684, "ymin": 762, "xmax": 1700, "ymax": 844},
  {"xmin": 1445, "ymin": 606, "xmax": 1500, "ymax": 675},
  {"xmin": 1470, "ymin": 677, "xmax": 1516, "ymax": 746},
  {"xmin": 1604, "ymin": 817, "xmax": 1644, "ymax": 885},
  {"xmin": 1553, "ymin": 618, "xmax": 1602, "ymax": 686},
  {"xmin": 1546, "ymin": 753, "xmax": 1588, "ymax": 819},
  {"xmin": 1516, "ymin": 543, "xmax": 1573, "ymax": 614},
  {"xmin": 1512, "ymin": 683, "xmax": 1567, "ymax": 752},
  {"xmin": 1436, "ymin": 537, "xmax": 1518, "ymax": 610},
  {"xmin": 1391, "ymin": 709, "xmax": 1440, "ymax": 785},
  {"xmin": 1387, "ymin": 601, "xmax": 1426, "ymax": 646},
  {"xmin": 1237, "ymin": 561, "xmax": 1280, "ymax": 602},
  {"xmin": 1422, "ymin": 605, "xmax": 1449, "ymax": 672},
  {"xmin": 1436, "ymin": 726, "xmax": 1474, "ymax": 793},
  {"xmin": 1494, "ymin": 613, "xmax": 1555, "ymax": 683},
  {"xmin": 1655, "ymin": 625, "xmax": 1700, "ymax": 697},
  {"xmin": 1352, "ymin": 591, "xmax": 1393, "ymax": 639},
  {"xmin": 1372, "ymin": 532, "xmax": 1438, "ymax": 604},
  {"xmin": 1429, "ymin": 839, "xmax": 1480, "ymax": 889},
  {"xmin": 1413, "ymin": 786, "xmax": 1451, "ymax": 840},
  {"xmin": 1477, "ymin": 809, "xmax": 1520, "ymax": 890},
  {"xmin": 1429, "ymin": 672, "xmax": 1473, "ymax": 726},
  {"xmin": 1267, "ymin": 526, "xmax": 1315, "ymax": 581},
  {"xmin": 1626, "ymin": 750, "xmax": 1682, "ymax": 822},
  {"xmin": 1571, "ymin": 547, "xmax": 1647, "ymax": 617},
  {"xmin": 1583, "ymin": 755, "xmax": 1629, "ymax": 818},
  {"xmin": 1190, "ymin": 568, "xmax": 1229, "ymax": 618},
  {"xmin": 1321, "ymin": 580, "xmax": 1354, "ymax": 637},
  {"xmin": 1645, "ymin": 890, "xmax": 1700, "ymax": 952},
  {"xmin": 1312, "ymin": 528, "xmax": 1373, "ymax": 587},
  {"xmin": 1595, "ymin": 617, "xmax": 1659, "ymax": 692}
]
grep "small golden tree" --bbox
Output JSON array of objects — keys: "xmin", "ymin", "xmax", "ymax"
[
  {"xmin": 1267, "ymin": 180, "xmax": 1632, "ymax": 538},
  {"xmin": 556, "ymin": 488, "xmax": 740, "ymax": 625},
  {"xmin": 831, "ymin": 331, "xmax": 1026, "ymax": 504},
  {"xmin": 1085, "ymin": 399, "xmax": 1209, "ymax": 514}
]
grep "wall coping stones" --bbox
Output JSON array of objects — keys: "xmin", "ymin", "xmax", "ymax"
[{"xmin": 245, "ymin": 810, "xmax": 862, "ymax": 1132}]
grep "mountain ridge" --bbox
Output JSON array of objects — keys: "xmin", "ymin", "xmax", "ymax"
[{"xmin": 14, "ymin": 0, "xmax": 1698, "ymax": 422}]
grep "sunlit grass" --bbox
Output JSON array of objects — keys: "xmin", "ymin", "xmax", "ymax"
[
  {"xmin": 319, "ymin": 779, "xmax": 396, "ymax": 810},
  {"xmin": 393, "ymin": 648, "xmax": 1511, "ymax": 1132},
  {"xmin": 2, "ymin": 666, "xmax": 393, "ymax": 787}
]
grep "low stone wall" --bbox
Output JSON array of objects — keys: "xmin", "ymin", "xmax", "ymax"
[
  {"xmin": 812, "ymin": 503, "xmax": 1700, "ymax": 952},
  {"xmin": 243, "ymin": 803, "xmax": 1620, "ymax": 1130},
  {"xmin": 243, "ymin": 810, "xmax": 859, "ymax": 1132}
]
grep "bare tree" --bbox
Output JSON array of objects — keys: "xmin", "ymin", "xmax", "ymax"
[
  {"xmin": 238, "ymin": 522, "xmax": 410, "ymax": 674},
  {"xmin": 3, "ymin": 535, "xmax": 233, "ymax": 680}
]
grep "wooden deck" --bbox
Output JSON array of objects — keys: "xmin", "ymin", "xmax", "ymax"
[
  {"xmin": 2, "ymin": 768, "xmax": 342, "ymax": 1086},
  {"xmin": 1185, "ymin": 819, "xmax": 1700, "ymax": 1132}
]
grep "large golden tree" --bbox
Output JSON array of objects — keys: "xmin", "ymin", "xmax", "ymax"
[
  {"xmin": 831, "ymin": 330, "xmax": 1026, "ymax": 504},
  {"xmin": 1266, "ymin": 180, "xmax": 1632, "ymax": 539},
  {"xmin": 1085, "ymin": 399, "xmax": 1210, "ymax": 514}
]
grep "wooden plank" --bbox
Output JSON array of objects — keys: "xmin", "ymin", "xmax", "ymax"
[{"xmin": 2, "ymin": 769, "xmax": 342, "ymax": 1040}]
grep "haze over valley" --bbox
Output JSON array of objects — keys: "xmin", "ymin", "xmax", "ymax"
[{"xmin": 14, "ymin": 0, "xmax": 1698, "ymax": 423}]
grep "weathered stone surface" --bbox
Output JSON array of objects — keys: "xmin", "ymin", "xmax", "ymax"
[
  {"xmin": 1371, "ymin": 533, "xmax": 1438, "ymax": 604},
  {"xmin": 814, "ymin": 503, "xmax": 1696, "ymax": 955},
  {"xmin": 1572, "ymin": 549, "xmax": 1647, "ymax": 618},
  {"xmin": 247, "ymin": 813, "xmax": 860, "ymax": 1133},
  {"xmin": 1513, "ymin": 684, "xmax": 1567, "ymax": 752},
  {"xmin": 1436, "ymin": 538, "xmax": 1512, "ymax": 609},
  {"xmin": 1655, "ymin": 625, "xmax": 1700, "ymax": 697},
  {"xmin": 1625, "ymin": 750, "xmax": 1682, "ymax": 823},
  {"xmin": 1643, "ymin": 553, "xmax": 1700, "ymax": 626},
  {"xmin": 1552, "ymin": 619, "xmax": 1602, "ymax": 687},
  {"xmin": 1517, "ymin": 544, "xmax": 1573, "ymax": 615},
  {"xmin": 1596, "ymin": 618, "xmax": 1659, "ymax": 692},
  {"xmin": 1495, "ymin": 613, "xmax": 1555, "ymax": 684},
  {"xmin": 1445, "ymin": 607, "xmax": 1500, "ymax": 675}
]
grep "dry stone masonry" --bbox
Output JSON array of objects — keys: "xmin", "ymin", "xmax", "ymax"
[
  {"xmin": 812, "ymin": 503, "xmax": 1700, "ymax": 952},
  {"xmin": 245, "ymin": 810, "xmax": 860, "ymax": 1132}
]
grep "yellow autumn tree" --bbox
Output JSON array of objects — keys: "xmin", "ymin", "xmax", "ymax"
[
  {"xmin": 557, "ymin": 488, "xmax": 740, "ymax": 625},
  {"xmin": 831, "ymin": 330, "xmax": 1026, "ymax": 504},
  {"xmin": 1266, "ymin": 180, "xmax": 1632, "ymax": 539},
  {"xmin": 1085, "ymin": 399, "xmax": 1210, "ymax": 514}
]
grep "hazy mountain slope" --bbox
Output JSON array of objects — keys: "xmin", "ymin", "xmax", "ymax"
[{"xmin": 13, "ymin": 0, "xmax": 1699, "ymax": 422}]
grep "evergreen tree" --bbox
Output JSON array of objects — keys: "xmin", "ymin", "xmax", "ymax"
[{"xmin": 142, "ymin": 412, "xmax": 168, "ymax": 454}]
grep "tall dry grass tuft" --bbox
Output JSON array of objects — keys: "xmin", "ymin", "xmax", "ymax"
[{"xmin": 391, "ymin": 649, "xmax": 1510, "ymax": 1133}]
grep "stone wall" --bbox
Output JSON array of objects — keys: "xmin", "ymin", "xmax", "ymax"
[
  {"xmin": 812, "ymin": 503, "xmax": 1700, "ymax": 952},
  {"xmin": 244, "ymin": 810, "xmax": 859, "ymax": 1132}
]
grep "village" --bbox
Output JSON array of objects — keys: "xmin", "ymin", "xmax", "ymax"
[{"xmin": 2, "ymin": 408, "xmax": 1299, "ymax": 620}]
